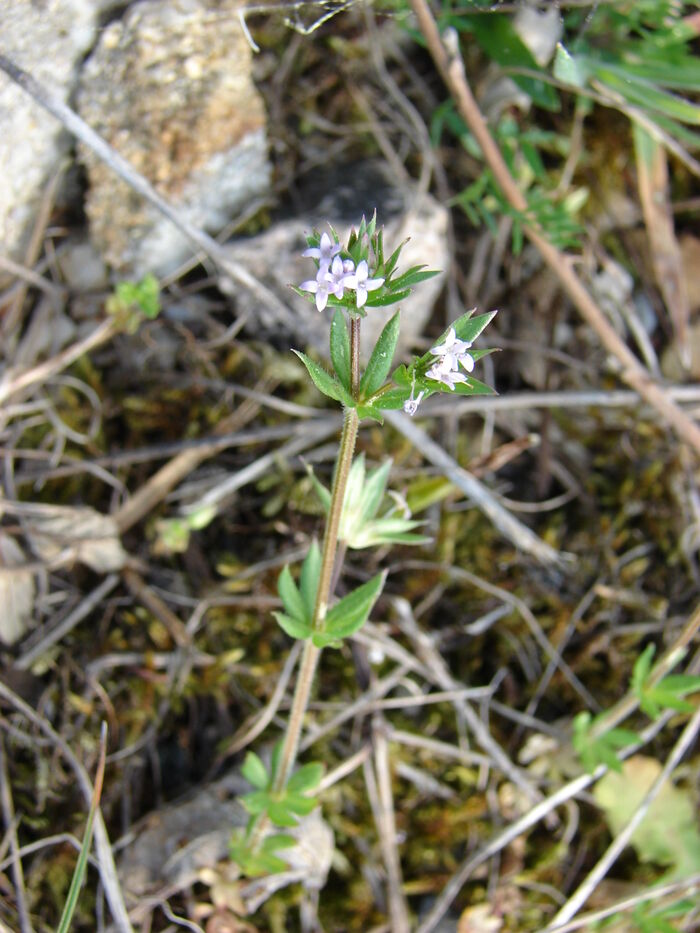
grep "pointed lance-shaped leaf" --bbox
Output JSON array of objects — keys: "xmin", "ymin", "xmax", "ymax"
[
  {"xmin": 358, "ymin": 460, "xmax": 392, "ymax": 526},
  {"xmin": 330, "ymin": 308, "xmax": 352, "ymax": 393},
  {"xmin": 273, "ymin": 611, "xmax": 312, "ymax": 641},
  {"xmin": 286, "ymin": 762, "xmax": 324, "ymax": 795},
  {"xmin": 300, "ymin": 541, "xmax": 321, "ymax": 621},
  {"xmin": 324, "ymin": 570, "xmax": 387, "ymax": 640},
  {"xmin": 268, "ymin": 801, "xmax": 299, "ymax": 828},
  {"xmin": 277, "ymin": 564, "xmax": 307, "ymax": 624},
  {"xmin": 360, "ymin": 312, "xmax": 401, "ymax": 398},
  {"xmin": 293, "ymin": 351, "xmax": 355, "ymax": 408},
  {"xmin": 241, "ymin": 751, "xmax": 269, "ymax": 790}
]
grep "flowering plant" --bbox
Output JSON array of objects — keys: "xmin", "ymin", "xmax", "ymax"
[{"xmin": 230, "ymin": 214, "xmax": 496, "ymax": 880}]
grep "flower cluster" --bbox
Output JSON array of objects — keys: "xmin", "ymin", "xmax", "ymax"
[
  {"xmin": 402, "ymin": 326, "xmax": 476, "ymax": 416},
  {"xmin": 300, "ymin": 233, "xmax": 384, "ymax": 313},
  {"xmin": 425, "ymin": 327, "xmax": 475, "ymax": 390}
]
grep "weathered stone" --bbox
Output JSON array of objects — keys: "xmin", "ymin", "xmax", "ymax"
[
  {"xmin": 221, "ymin": 164, "xmax": 448, "ymax": 357},
  {"xmin": 78, "ymin": 0, "xmax": 270, "ymax": 276},
  {"xmin": 0, "ymin": 0, "xmax": 100, "ymax": 272}
]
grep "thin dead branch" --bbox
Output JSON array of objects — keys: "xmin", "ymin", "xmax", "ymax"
[
  {"xmin": 0, "ymin": 319, "xmax": 118, "ymax": 409},
  {"xmin": 384, "ymin": 410, "xmax": 563, "ymax": 565}
]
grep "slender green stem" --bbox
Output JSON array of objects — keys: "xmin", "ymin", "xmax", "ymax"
[
  {"xmin": 351, "ymin": 316, "xmax": 361, "ymax": 397},
  {"xmin": 271, "ymin": 317, "xmax": 361, "ymax": 794}
]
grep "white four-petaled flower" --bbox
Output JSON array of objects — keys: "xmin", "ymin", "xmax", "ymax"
[
  {"xmin": 425, "ymin": 358, "xmax": 470, "ymax": 391},
  {"xmin": 346, "ymin": 259, "xmax": 384, "ymax": 309},
  {"xmin": 429, "ymin": 327, "xmax": 475, "ymax": 374},
  {"xmin": 424, "ymin": 326, "xmax": 475, "ymax": 392}
]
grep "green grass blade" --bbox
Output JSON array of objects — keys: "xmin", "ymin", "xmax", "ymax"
[{"xmin": 57, "ymin": 722, "xmax": 108, "ymax": 933}]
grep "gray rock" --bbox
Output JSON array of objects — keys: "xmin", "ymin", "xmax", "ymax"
[
  {"xmin": 77, "ymin": 0, "xmax": 271, "ymax": 277},
  {"xmin": 221, "ymin": 166, "xmax": 448, "ymax": 357},
  {"xmin": 0, "ymin": 0, "xmax": 100, "ymax": 273},
  {"xmin": 57, "ymin": 237, "xmax": 109, "ymax": 292}
]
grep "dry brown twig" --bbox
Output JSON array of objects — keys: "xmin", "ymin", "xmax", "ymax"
[
  {"xmin": 408, "ymin": 0, "xmax": 700, "ymax": 457},
  {"xmin": 365, "ymin": 718, "xmax": 411, "ymax": 932}
]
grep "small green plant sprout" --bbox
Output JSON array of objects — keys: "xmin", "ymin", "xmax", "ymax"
[
  {"xmin": 230, "ymin": 746, "xmax": 324, "ymax": 876},
  {"xmin": 572, "ymin": 711, "xmax": 639, "ymax": 774},
  {"xmin": 231, "ymin": 215, "xmax": 496, "ymax": 879},
  {"xmin": 153, "ymin": 504, "xmax": 217, "ymax": 555},
  {"xmin": 632, "ymin": 645, "xmax": 700, "ymax": 719},
  {"xmin": 308, "ymin": 454, "xmax": 430, "ymax": 550},
  {"xmin": 105, "ymin": 272, "xmax": 161, "ymax": 333},
  {"xmin": 274, "ymin": 540, "xmax": 386, "ymax": 648}
]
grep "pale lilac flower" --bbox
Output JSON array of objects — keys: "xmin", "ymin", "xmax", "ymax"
[
  {"xmin": 346, "ymin": 259, "xmax": 384, "ymax": 309},
  {"xmin": 302, "ymin": 232, "xmax": 341, "ymax": 271},
  {"xmin": 430, "ymin": 326, "xmax": 475, "ymax": 373},
  {"xmin": 299, "ymin": 274, "xmax": 334, "ymax": 312},
  {"xmin": 326, "ymin": 255, "xmax": 356, "ymax": 299},
  {"xmin": 425, "ymin": 357, "xmax": 469, "ymax": 391},
  {"xmin": 300, "ymin": 255, "xmax": 356, "ymax": 311}
]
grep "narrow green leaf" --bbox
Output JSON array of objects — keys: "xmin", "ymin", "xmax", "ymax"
[
  {"xmin": 656, "ymin": 674, "xmax": 700, "ymax": 693},
  {"xmin": 364, "ymin": 289, "xmax": 411, "ymax": 308},
  {"xmin": 370, "ymin": 388, "xmax": 411, "ymax": 411},
  {"xmin": 57, "ymin": 723, "xmax": 107, "ymax": 933},
  {"xmin": 287, "ymin": 762, "xmax": 323, "ymax": 794},
  {"xmin": 277, "ymin": 565, "xmax": 306, "ymax": 624},
  {"xmin": 268, "ymin": 801, "xmax": 299, "ymax": 827},
  {"xmin": 251, "ymin": 852, "xmax": 289, "ymax": 874},
  {"xmin": 241, "ymin": 791, "xmax": 270, "ymax": 815},
  {"xmin": 273, "ymin": 611, "xmax": 312, "ymax": 640},
  {"xmin": 594, "ymin": 64, "xmax": 700, "ymax": 124},
  {"xmin": 300, "ymin": 541, "xmax": 321, "ymax": 621},
  {"xmin": 450, "ymin": 375, "xmax": 498, "ymax": 397},
  {"xmin": 387, "ymin": 266, "xmax": 440, "ymax": 291},
  {"xmin": 330, "ymin": 308, "xmax": 351, "ymax": 393},
  {"xmin": 356, "ymin": 405, "xmax": 385, "ymax": 423},
  {"xmin": 379, "ymin": 238, "xmax": 409, "ymax": 280},
  {"xmin": 293, "ymin": 350, "xmax": 354, "ymax": 407},
  {"xmin": 241, "ymin": 752, "xmax": 269, "ymax": 790},
  {"xmin": 285, "ymin": 794, "xmax": 317, "ymax": 816},
  {"xmin": 632, "ymin": 644, "xmax": 656, "ymax": 695},
  {"xmin": 452, "ymin": 309, "xmax": 499, "ymax": 346},
  {"xmin": 380, "ymin": 531, "xmax": 431, "ymax": 545},
  {"xmin": 553, "ymin": 43, "xmax": 589, "ymax": 88},
  {"xmin": 360, "ymin": 312, "xmax": 401, "ymax": 398},
  {"xmin": 261, "ymin": 833, "xmax": 296, "ymax": 853},
  {"xmin": 644, "ymin": 688, "xmax": 694, "ymax": 715},
  {"xmin": 305, "ymin": 464, "xmax": 331, "ymax": 512},
  {"xmin": 270, "ymin": 740, "xmax": 284, "ymax": 785},
  {"xmin": 358, "ymin": 461, "xmax": 392, "ymax": 525},
  {"xmin": 311, "ymin": 632, "xmax": 343, "ymax": 649},
  {"xmin": 465, "ymin": 14, "xmax": 560, "ymax": 110},
  {"xmin": 324, "ymin": 571, "xmax": 387, "ymax": 639}
]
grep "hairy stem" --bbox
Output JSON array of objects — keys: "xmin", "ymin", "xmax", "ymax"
[{"xmin": 271, "ymin": 319, "xmax": 361, "ymax": 794}]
